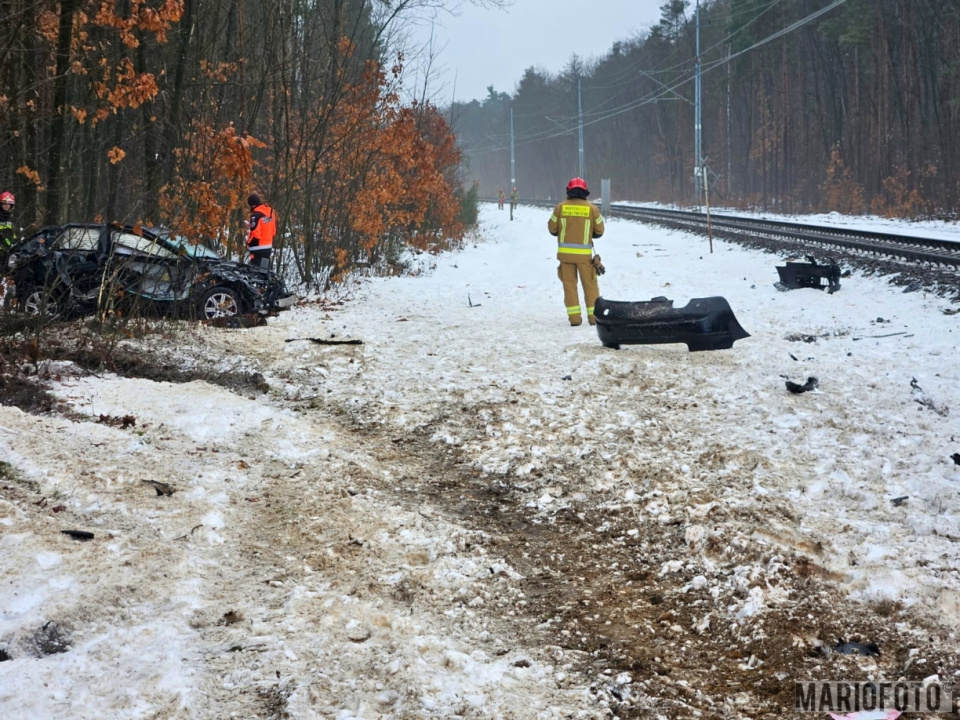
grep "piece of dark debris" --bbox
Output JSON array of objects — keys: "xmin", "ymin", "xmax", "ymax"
[
  {"xmin": 785, "ymin": 377, "xmax": 819, "ymax": 394},
  {"xmin": 143, "ymin": 479, "xmax": 176, "ymax": 496},
  {"xmin": 890, "ymin": 496, "xmax": 909, "ymax": 507},
  {"xmin": 561, "ymin": 375, "xmax": 572, "ymax": 381},
  {"xmin": 609, "ymin": 684, "xmax": 627, "ymax": 702},
  {"xmin": 34, "ymin": 621, "xmax": 71, "ymax": 656},
  {"xmin": 950, "ymin": 452, "xmax": 960, "ymax": 466},
  {"xmin": 833, "ymin": 640, "xmax": 880, "ymax": 657},
  {"xmin": 0, "ymin": 647, "xmax": 10, "ymax": 662},
  {"xmin": 222, "ymin": 610, "xmax": 243, "ymax": 625},
  {"xmin": 513, "ymin": 659, "xmax": 532, "ymax": 668},
  {"xmin": 60, "ymin": 530, "xmax": 94, "ymax": 541},
  {"xmin": 285, "ymin": 337, "xmax": 363, "ymax": 346},
  {"xmin": 96, "ymin": 414, "xmax": 136, "ymax": 429}
]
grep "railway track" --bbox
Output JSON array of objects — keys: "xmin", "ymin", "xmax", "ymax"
[{"xmin": 510, "ymin": 199, "xmax": 960, "ymax": 269}]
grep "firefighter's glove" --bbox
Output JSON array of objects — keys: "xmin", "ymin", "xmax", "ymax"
[{"xmin": 591, "ymin": 255, "xmax": 606, "ymax": 276}]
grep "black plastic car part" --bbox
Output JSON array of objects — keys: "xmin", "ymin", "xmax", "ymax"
[
  {"xmin": 775, "ymin": 256, "xmax": 841, "ymax": 293},
  {"xmin": 594, "ymin": 296, "xmax": 751, "ymax": 352}
]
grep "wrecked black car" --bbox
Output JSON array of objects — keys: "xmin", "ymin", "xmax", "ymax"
[{"xmin": 8, "ymin": 223, "xmax": 295, "ymax": 319}]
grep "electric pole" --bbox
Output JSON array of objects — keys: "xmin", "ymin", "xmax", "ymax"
[
  {"xmin": 510, "ymin": 105, "xmax": 516, "ymax": 188},
  {"xmin": 694, "ymin": 0, "xmax": 703, "ymax": 206},
  {"xmin": 578, "ymin": 76, "xmax": 585, "ymax": 178}
]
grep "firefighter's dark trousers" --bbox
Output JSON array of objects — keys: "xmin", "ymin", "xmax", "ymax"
[
  {"xmin": 248, "ymin": 248, "xmax": 271, "ymax": 271},
  {"xmin": 558, "ymin": 260, "xmax": 599, "ymax": 326}
]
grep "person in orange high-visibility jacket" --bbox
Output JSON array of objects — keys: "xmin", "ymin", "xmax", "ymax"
[
  {"xmin": 246, "ymin": 193, "xmax": 276, "ymax": 271},
  {"xmin": 547, "ymin": 177, "xmax": 604, "ymax": 326}
]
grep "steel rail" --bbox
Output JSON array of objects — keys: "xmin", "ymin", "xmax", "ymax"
[
  {"xmin": 502, "ymin": 199, "xmax": 960, "ymax": 268},
  {"xmin": 611, "ymin": 205, "xmax": 960, "ymax": 267}
]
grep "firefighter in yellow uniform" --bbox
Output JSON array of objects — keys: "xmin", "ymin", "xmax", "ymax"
[{"xmin": 547, "ymin": 177, "xmax": 604, "ymax": 326}]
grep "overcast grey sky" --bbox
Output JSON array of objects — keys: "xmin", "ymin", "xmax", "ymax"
[{"xmin": 411, "ymin": 1, "xmax": 665, "ymax": 104}]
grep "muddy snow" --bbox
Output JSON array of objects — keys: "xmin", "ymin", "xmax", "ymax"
[{"xmin": 1, "ymin": 204, "xmax": 959, "ymax": 719}]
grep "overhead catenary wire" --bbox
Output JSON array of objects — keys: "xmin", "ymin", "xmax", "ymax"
[
  {"xmin": 467, "ymin": 0, "xmax": 845, "ymax": 154},
  {"xmin": 464, "ymin": 0, "xmax": 848, "ymax": 157},
  {"xmin": 560, "ymin": 0, "xmax": 784, "ymax": 95},
  {"xmin": 467, "ymin": 0, "xmax": 786, "ymax": 144}
]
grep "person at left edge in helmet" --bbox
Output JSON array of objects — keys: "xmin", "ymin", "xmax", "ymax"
[
  {"xmin": 0, "ymin": 192, "xmax": 15, "ymax": 249},
  {"xmin": 546, "ymin": 178, "xmax": 604, "ymax": 326}
]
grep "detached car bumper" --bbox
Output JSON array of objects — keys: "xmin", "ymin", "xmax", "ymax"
[{"xmin": 595, "ymin": 296, "xmax": 751, "ymax": 352}]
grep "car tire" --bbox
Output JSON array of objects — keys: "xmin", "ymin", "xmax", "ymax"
[
  {"xmin": 199, "ymin": 286, "xmax": 242, "ymax": 320},
  {"xmin": 17, "ymin": 286, "xmax": 59, "ymax": 317}
]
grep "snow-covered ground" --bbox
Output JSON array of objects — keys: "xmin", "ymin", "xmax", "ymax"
[{"xmin": 1, "ymin": 203, "xmax": 959, "ymax": 718}]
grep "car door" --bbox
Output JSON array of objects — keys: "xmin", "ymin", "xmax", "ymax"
[
  {"xmin": 10, "ymin": 224, "xmax": 102, "ymax": 315},
  {"xmin": 54, "ymin": 226, "xmax": 104, "ymax": 299},
  {"xmin": 105, "ymin": 229, "xmax": 186, "ymax": 306}
]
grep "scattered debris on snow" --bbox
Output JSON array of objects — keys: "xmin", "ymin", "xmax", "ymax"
[{"xmin": 785, "ymin": 376, "xmax": 819, "ymax": 394}]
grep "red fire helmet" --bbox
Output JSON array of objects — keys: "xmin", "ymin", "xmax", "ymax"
[
  {"xmin": 0, "ymin": 191, "xmax": 15, "ymax": 205},
  {"xmin": 566, "ymin": 177, "xmax": 588, "ymax": 193}
]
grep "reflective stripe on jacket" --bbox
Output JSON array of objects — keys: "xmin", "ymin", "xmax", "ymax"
[
  {"xmin": 248, "ymin": 204, "xmax": 276, "ymax": 250},
  {"xmin": 547, "ymin": 198, "xmax": 604, "ymax": 261},
  {"xmin": 0, "ymin": 214, "xmax": 14, "ymax": 248}
]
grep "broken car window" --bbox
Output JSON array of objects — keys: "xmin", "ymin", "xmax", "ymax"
[
  {"xmin": 56, "ymin": 228, "xmax": 100, "ymax": 252},
  {"xmin": 113, "ymin": 231, "xmax": 178, "ymax": 259}
]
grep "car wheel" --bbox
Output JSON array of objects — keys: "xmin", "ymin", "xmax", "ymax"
[
  {"xmin": 199, "ymin": 286, "xmax": 242, "ymax": 319},
  {"xmin": 18, "ymin": 287, "xmax": 59, "ymax": 317}
]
